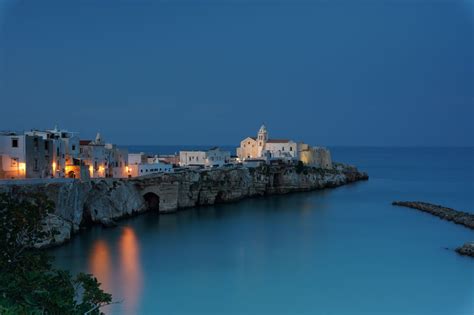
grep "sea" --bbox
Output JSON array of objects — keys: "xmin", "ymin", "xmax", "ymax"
[{"xmin": 50, "ymin": 147, "xmax": 474, "ymax": 315}]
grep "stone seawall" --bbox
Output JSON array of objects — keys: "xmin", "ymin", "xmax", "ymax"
[{"xmin": 0, "ymin": 163, "xmax": 368, "ymax": 248}]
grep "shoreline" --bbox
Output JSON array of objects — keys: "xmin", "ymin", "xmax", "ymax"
[{"xmin": 1, "ymin": 163, "xmax": 368, "ymax": 248}]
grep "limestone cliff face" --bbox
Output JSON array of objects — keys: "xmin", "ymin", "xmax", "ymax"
[{"xmin": 0, "ymin": 164, "xmax": 368, "ymax": 248}]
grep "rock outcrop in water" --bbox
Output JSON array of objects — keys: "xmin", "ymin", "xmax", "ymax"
[
  {"xmin": 455, "ymin": 242, "xmax": 474, "ymax": 258},
  {"xmin": 392, "ymin": 201, "xmax": 474, "ymax": 258},
  {"xmin": 0, "ymin": 163, "xmax": 368, "ymax": 248}
]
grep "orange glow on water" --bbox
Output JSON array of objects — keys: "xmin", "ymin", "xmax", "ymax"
[
  {"xmin": 119, "ymin": 227, "xmax": 142, "ymax": 314},
  {"xmin": 88, "ymin": 240, "xmax": 112, "ymax": 294}
]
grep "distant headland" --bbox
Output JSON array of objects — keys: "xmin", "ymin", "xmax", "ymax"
[{"xmin": 0, "ymin": 124, "xmax": 369, "ymax": 248}]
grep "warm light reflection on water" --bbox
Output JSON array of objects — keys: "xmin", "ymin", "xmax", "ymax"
[
  {"xmin": 89, "ymin": 240, "xmax": 112, "ymax": 294},
  {"xmin": 88, "ymin": 227, "xmax": 143, "ymax": 314},
  {"xmin": 119, "ymin": 227, "xmax": 143, "ymax": 315}
]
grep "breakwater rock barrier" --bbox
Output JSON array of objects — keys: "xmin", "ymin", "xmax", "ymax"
[
  {"xmin": 392, "ymin": 201, "xmax": 474, "ymax": 258},
  {"xmin": 392, "ymin": 201, "xmax": 474, "ymax": 229}
]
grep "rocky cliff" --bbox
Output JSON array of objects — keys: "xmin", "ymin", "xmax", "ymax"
[{"xmin": 0, "ymin": 163, "xmax": 368, "ymax": 248}]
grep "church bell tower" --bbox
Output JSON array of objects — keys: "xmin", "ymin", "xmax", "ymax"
[{"xmin": 257, "ymin": 124, "xmax": 268, "ymax": 157}]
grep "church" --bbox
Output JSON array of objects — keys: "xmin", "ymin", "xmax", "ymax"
[
  {"xmin": 236, "ymin": 125, "xmax": 333, "ymax": 169},
  {"xmin": 236, "ymin": 125, "xmax": 298, "ymax": 161}
]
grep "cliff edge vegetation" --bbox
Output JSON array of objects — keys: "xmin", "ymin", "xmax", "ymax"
[{"xmin": 0, "ymin": 193, "xmax": 112, "ymax": 314}]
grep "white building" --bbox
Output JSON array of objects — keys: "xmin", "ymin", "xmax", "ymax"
[
  {"xmin": 179, "ymin": 147, "xmax": 230, "ymax": 168},
  {"xmin": 26, "ymin": 127, "xmax": 80, "ymax": 178},
  {"xmin": 236, "ymin": 125, "xmax": 333, "ymax": 168},
  {"xmin": 79, "ymin": 133, "xmax": 129, "ymax": 178},
  {"xmin": 0, "ymin": 131, "xmax": 57, "ymax": 179},
  {"xmin": 237, "ymin": 125, "xmax": 297, "ymax": 161},
  {"xmin": 126, "ymin": 152, "xmax": 173, "ymax": 177},
  {"xmin": 0, "ymin": 132, "xmax": 26, "ymax": 179},
  {"xmin": 128, "ymin": 153, "xmax": 147, "ymax": 166}
]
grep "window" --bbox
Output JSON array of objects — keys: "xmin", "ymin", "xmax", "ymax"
[
  {"xmin": 34, "ymin": 138, "xmax": 39, "ymax": 149},
  {"xmin": 44, "ymin": 141, "xmax": 49, "ymax": 150},
  {"xmin": 34, "ymin": 159, "xmax": 38, "ymax": 171},
  {"xmin": 11, "ymin": 158, "xmax": 18, "ymax": 167},
  {"xmin": 11, "ymin": 138, "xmax": 18, "ymax": 148},
  {"xmin": 72, "ymin": 145, "xmax": 76, "ymax": 151},
  {"xmin": 290, "ymin": 147, "xmax": 293, "ymax": 151},
  {"xmin": 282, "ymin": 147, "xmax": 285, "ymax": 151}
]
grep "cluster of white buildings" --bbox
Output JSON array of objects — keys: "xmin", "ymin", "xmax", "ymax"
[
  {"xmin": 177, "ymin": 124, "xmax": 332, "ymax": 169},
  {"xmin": 0, "ymin": 127, "xmax": 175, "ymax": 180},
  {"xmin": 0, "ymin": 127, "xmax": 82, "ymax": 179},
  {"xmin": 0, "ymin": 124, "xmax": 332, "ymax": 180}
]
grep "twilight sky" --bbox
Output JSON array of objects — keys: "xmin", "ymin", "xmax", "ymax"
[{"xmin": 0, "ymin": 0, "xmax": 473, "ymax": 146}]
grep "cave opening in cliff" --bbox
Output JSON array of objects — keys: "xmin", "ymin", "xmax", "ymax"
[
  {"xmin": 215, "ymin": 191, "xmax": 225, "ymax": 203},
  {"xmin": 143, "ymin": 192, "xmax": 160, "ymax": 211}
]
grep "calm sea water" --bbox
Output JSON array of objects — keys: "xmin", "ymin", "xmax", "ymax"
[{"xmin": 50, "ymin": 147, "xmax": 474, "ymax": 315}]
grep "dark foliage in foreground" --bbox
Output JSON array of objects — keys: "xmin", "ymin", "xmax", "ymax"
[{"xmin": 0, "ymin": 193, "xmax": 112, "ymax": 314}]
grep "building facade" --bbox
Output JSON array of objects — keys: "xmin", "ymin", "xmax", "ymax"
[
  {"xmin": 179, "ymin": 147, "xmax": 230, "ymax": 168},
  {"xmin": 0, "ymin": 132, "xmax": 55, "ymax": 179},
  {"xmin": 79, "ymin": 133, "xmax": 129, "ymax": 178},
  {"xmin": 126, "ymin": 152, "xmax": 173, "ymax": 177},
  {"xmin": 236, "ymin": 125, "xmax": 297, "ymax": 161},
  {"xmin": 25, "ymin": 127, "xmax": 80, "ymax": 178},
  {"xmin": 298, "ymin": 144, "xmax": 333, "ymax": 169},
  {"xmin": 236, "ymin": 125, "xmax": 333, "ymax": 168},
  {"xmin": 0, "ymin": 132, "xmax": 27, "ymax": 179}
]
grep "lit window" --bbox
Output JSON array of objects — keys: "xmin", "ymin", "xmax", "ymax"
[{"xmin": 11, "ymin": 158, "xmax": 18, "ymax": 167}]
